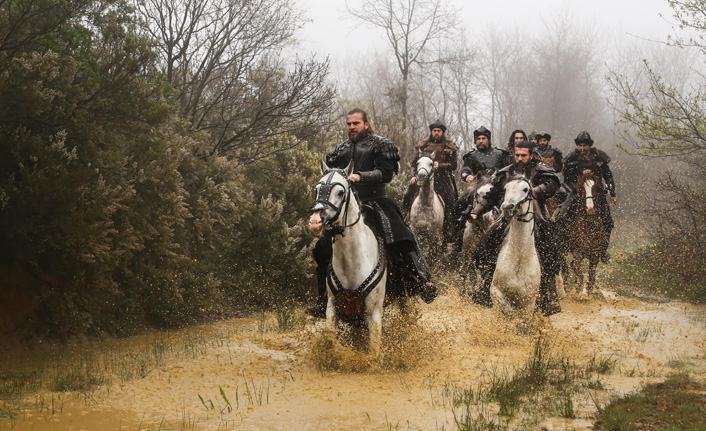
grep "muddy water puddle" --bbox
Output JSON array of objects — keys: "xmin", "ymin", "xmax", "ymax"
[{"xmin": 1, "ymin": 290, "xmax": 705, "ymax": 430}]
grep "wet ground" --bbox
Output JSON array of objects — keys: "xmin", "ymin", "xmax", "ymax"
[{"xmin": 1, "ymin": 282, "xmax": 704, "ymax": 431}]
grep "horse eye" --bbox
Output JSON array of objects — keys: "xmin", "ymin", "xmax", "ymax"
[{"xmin": 337, "ymin": 190, "xmax": 344, "ymax": 197}]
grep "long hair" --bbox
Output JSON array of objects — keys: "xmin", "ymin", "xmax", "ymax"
[
  {"xmin": 508, "ymin": 129, "xmax": 527, "ymax": 145},
  {"xmin": 347, "ymin": 108, "xmax": 375, "ymax": 134}
]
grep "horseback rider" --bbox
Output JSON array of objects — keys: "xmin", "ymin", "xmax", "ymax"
[
  {"xmin": 452, "ymin": 126, "xmax": 508, "ymax": 230},
  {"xmin": 535, "ymin": 131, "xmax": 563, "ymax": 173},
  {"xmin": 528, "ymin": 131, "xmax": 539, "ymax": 145},
  {"xmin": 559, "ymin": 131, "xmax": 617, "ymax": 263},
  {"xmin": 402, "ymin": 119, "xmax": 459, "ymax": 243},
  {"xmin": 306, "ymin": 108, "xmax": 437, "ymax": 318},
  {"xmin": 505, "ymin": 129, "xmax": 527, "ymax": 165},
  {"xmin": 468, "ymin": 140, "xmax": 563, "ymax": 316},
  {"xmin": 535, "ymin": 131, "xmax": 567, "ymax": 212}
]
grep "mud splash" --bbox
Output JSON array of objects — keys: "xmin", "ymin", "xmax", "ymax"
[{"xmin": 1, "ymin": 286, "xmax": 704, "ymax": 430}]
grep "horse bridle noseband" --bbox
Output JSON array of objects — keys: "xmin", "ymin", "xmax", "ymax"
[
  {"xmin": 513, "ymin": 178, "xmax": 534, "ymax": 223},
  {"xmin": 313, "ymin": 168, "xmax": 361, "ymax": 238},
  {"xmin": 415, "ymin": 156, "xmax": 434, "ymax": 183}
]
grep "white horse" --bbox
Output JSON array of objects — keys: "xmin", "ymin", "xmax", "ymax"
[
  {"xmin": 491, "ymin": 175, "xmax": 541, "ymax": 315},
  {"xmin": 409, "ymin": 152, "xmax": 445, "ymax": 260},
  {"xmin": 309, "ymin": 162, "xmax": 387, "ymax": 356},
  {"xmin": 460, "ymin": 177, "xmax": 494, "ymax": 289}
]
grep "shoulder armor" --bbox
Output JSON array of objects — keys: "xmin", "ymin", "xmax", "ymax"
[
  {"xmin": 325, "ymin": 141, "xmax": 349, "ymax": 166},
  {"xmin": 495, "ymin": 146, "xmax": 509, "ymax": 155},
  {"xmin": 415, "ymin": 139, "xmax": 429, "ymax": 150},
  {"xmin": 594, "ymin": 149, "xmax": 611, "ymax": 164},
  {"xmin": 371, "ymin": 135, "xmax": 400, "ymax": 162},
  {"xmin": 444, "ymin": 139, "xmax": 459, "ymax": 151},
  {"xmin": 535, "ymin": 163, "xmax": 557, "ymax": 174}
]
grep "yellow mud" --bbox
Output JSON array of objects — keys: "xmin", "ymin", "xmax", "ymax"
[{"xmin": 1, "ymin": 288, "xmax": 704, "ymax": 430}]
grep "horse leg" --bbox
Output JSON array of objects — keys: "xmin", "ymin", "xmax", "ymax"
[
  {"xmin": 325, "ymin": 289, "xmax": 337, "ymax": 333},
  {"xmin": 587, "ymin": 255, "xmax": 599, "ymax": 294},
  {"xmin": 365, "ymin": 282, "xmax": 386, "ymax": 358},
  {"xmin": 571, "ymin": 255, "xmax": 584, "ymax": 294},
  {"xmin": 560, "ymin": 254, "xmax": 570, "ymax": 292}
]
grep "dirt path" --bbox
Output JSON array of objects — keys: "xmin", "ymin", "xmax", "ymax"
[{"xmin": 2, "ymin": 288, "xmax": 705, "ymax": 431}]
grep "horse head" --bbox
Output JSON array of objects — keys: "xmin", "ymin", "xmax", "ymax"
[
  {"xmin": 578, "ymin": 173, "xmax": 600, "ymax": 214},
  {"xmin": 501, "ymin": 175, "xmax": 532, "ymax": 220},
  {"xmin": 310, "ymin": 160, "xmax": 356, "ymax": 236},
  {"xmin": 474, "ymin": 177, "xmax": 493, "ymax": 204},
  {"xmin": 415, "ymin": 151, "xmax": 436, "ymax": 185}
]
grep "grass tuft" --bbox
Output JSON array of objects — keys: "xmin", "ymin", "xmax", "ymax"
[{"xmin": 594, "ymin": 373, "xmax": 706, "ymax": 431}]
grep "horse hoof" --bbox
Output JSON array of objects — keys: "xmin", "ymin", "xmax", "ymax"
[{"xmin": 420, "ymin": 282, "xmax": 437, "ymax": 304}]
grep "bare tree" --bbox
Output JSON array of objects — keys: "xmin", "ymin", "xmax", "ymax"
[
  {"xmin": 476, "ymin": 29, "xmax": 533, "ymax": 136},
  {"xmin": 346, "ymin": 0, "xmax": 458, "ymax": 124},
  {"xmin": 134, "ymin": 0, "xmax": 335, "ymax": 162}
]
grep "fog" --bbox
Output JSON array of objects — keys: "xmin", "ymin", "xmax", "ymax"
[{"xmin": 294, "ymin": 0, "xmax": 676, "ymax": 61}]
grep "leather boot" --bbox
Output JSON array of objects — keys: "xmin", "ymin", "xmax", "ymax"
[
  {"xmin": 305, "ymin": 266, "xmax": 328, "ymax": 318},
  {"xmin": 402, "ymin": 247, "xmax": 437, "ymax": 304}
]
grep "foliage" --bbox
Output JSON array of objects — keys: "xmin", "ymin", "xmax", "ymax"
[
  {"xmin": 0, "ymin": 0, "xmax": 324, "ymax": 341},
  {"xmin": 609, "ymin": 245, "xmax": 706, "ymax": 305},
  {"xmin": 608, "ymin": 0, "xmax": 706, "ymax": 290},
  {"xmin": 134, "ymin": 0, "xmax": 336, "ymax": 162},
  {"xmin": 594, "ymin": 373, "xmax": 706, "ymax": 431}
]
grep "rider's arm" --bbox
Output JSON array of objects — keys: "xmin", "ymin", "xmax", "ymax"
[
  {"xmin": 471, "ymin": 176, "xmax": 503, "ymax": 216},
  {"xmin": 532, "ymin": 173, "xmax": 560, "ymax": 200},
  {"xmin": 356, "ymin": 139, "xmax": 400, "ymax": 184},
  {"xmin": 437, "ymin": 148, "xmax": 458, "ymax": 172},
  {"xmin": 599, "ymin": 163, "xmax": 616, "ymax": 197},
  {"xmin": 460, "ymin": 152, "xmax": 474, "ymax": 181},
  {"xmin": 595, "ymin": 150, "xmax": 616, "ymax": 196},
  {"xmin": 554, "ymin": 149, "xmax": 563, "ymax": 173},
  {"xmin": 563, "ymin": 160, "xmax": 579, "ymax": 190}
]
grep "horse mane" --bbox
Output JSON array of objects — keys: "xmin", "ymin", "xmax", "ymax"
[
  {"xmin": 506, "ymin": 173, "xmax": 528, "ymax": 183},
  {"xmin": 578, "ymin": 172, "xmax": 601, "ymax": 187}
]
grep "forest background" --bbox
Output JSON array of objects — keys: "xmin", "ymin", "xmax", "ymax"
[{"xmin": 1, "ymin": 0, "xmax": 705, "ymax": 346}]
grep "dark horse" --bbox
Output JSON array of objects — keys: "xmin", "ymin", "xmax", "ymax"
[{"xmin": 567, "ymin": 173, "xmax": 607, "ymax": 293}]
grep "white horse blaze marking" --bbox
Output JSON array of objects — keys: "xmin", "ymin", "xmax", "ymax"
[{"xmin": 584, "ymin": 178, "xmax": 595, "ymax": 214}]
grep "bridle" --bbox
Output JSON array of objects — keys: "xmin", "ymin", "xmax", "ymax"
[
  {"xmin": 313, "ymin": 168, "xmax": 361, "ymax": 238},
  {"xmin": 415, "ymin": 156, "xmax": 434, "ymax": 184},
  {"xmin": 510, "ymin": 178, "xmax": 534, "ymax": 223}
]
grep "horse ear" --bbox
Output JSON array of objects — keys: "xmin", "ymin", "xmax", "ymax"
[
  {"xmin": 344, "ymin": 160, "xmax": 354, "ymax": 177},
  {"xmin": 430, "ymin": 151, "xmax": 436, "ymax": 159},
  {"xmin": 320, "ymin": 159, "xmax": 327, "ymax": 175}
]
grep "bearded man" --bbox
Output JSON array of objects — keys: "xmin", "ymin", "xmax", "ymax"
[
  {"xmin": 469, "ymin": 140, "xmax": 563, "ymax": 316},
  {"xmin": 306, "ymin": 108, "xmax": 437, "ymax": 318},
  {"xmin": 402, "ymin": 120, "xmax": 459, "ymax": 242},
  {"xmin": 559, "ymin": 131, "xmax": 617, "ymax": 263}
]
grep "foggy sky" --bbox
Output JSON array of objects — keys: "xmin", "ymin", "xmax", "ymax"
[{"xmin": 294, "ymin": 0, "xmax": 677, "ymax": 60}]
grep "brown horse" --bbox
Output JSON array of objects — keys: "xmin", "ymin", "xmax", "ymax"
[{"xmin": 567, "ymin": 173, "xmax": 607, "ymax": 293}]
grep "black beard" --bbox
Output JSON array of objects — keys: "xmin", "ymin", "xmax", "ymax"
[
  {"xmin": 349, "ymin": 128, "xmax": 370, "ymax": 143},
  {"xmin": 430, "ymin": 134, "xmax": 444, "ymax": 143},
  {"xmin": 513, "ymin": 161, "xmax": 532, "ymax": 174}
]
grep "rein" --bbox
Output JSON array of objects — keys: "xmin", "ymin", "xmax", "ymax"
[
  {"xmin": 415, "ymin": 156, "xmax": 434, "ymax": 183},
  {"xmin": 314, "ymin": 169, "xmax": 361, "ymax": 240},
  {"xmin": 513, "ymin": 179, "xmax": 534, "ymax": 223}
]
